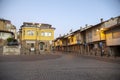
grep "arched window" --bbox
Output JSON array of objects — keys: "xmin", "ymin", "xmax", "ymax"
[{"xmin": 27, "ymin": 30, "xmax": 34, "ymax": 35}]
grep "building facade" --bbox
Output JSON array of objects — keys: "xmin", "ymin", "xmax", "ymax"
[
  {"xmin": 20, "ymin": 22, "xmax": 55, "ymax": 54},
  {"xmin": 0, "ymin": 18, "xmax": 17, "ymax": 46},
  {"xmin": 0, "ymin": 30, "xmax": 14, "ymax": 46},
  {"xmin": 0, "ymin": 18, "xmax": 17, "ymax": 39},
  {"xmin": 105, "ymin": 23, "xmax": 120, "ymax": 56},
  {"xmin": 53, "ymin": 16, "xmax": 120, "ymax": 57},
  {"xmin": 0, "ymin": 18, "xmax": 19, "ymax": 55}
]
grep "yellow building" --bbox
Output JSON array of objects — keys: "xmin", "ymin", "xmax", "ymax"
[
  {"xmin": 67, "ymin": 30, "xmax": 81, "ymax": 52},
  {"xmin": 20, "ymin": 22, "xmax": 55, "ymax": 54},
  {"xmin": 53, "ymin": 36, "xmax": 64, "ymax": 51},
  {"xmin": 53, "ymin": 30, "xmax": 81, "ymax": 53}
]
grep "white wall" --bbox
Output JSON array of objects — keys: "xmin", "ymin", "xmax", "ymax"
[
  {"xmin": 0, "ymin": 32, "xmax": 13, "ymax": 40},
  {"xmin": 3, "ymin": 46, "xmax": 20, "ymax": 55}
]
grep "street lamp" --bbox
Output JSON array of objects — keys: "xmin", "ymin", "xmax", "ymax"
[{"xmin": 97, "ymin": 28, "xmax": 104, "ymax": 57}]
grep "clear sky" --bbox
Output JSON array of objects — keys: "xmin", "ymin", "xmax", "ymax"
[{"xmin": 0, "ymin": 0, "xmax": 120, "ymax": 38}]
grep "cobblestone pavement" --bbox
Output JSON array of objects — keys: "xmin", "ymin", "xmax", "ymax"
[{"xmin": 0, "ymin": 53, "xmax": 120, "ymax": 80}]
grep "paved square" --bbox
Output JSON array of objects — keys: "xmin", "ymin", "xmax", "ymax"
[{"xmin": 0, "ymin": 53, "xmax": 120, "ymax": 80}]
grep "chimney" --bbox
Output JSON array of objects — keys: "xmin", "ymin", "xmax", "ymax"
[
  {"xmin": 69, "ymin": 29, "xmax": 72, "ymax": 33},
  {"xmin": 86, "ymin": 24, "xmax": 88, "ymax": 27},
  {"xmin": 85, "ymin": 24, "xmax": 88, "ymax": 29},
  {"xmin": 100, "ymin": 18, "xmax": 103, "ymax": 22},
  {"xmin": 80, "ymin": 26, "xmax": 82, "ymax": 30}
]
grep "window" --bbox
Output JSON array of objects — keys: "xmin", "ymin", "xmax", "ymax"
[
  {"xmin": 41, "ymin": 32, "xmax": 52, "ymax": 36},
  {"xmin": 48, "ymin": 33, "xmax": 52, "ymax": 36},
  {"xmin": 45, "ymin": 32, "xmax": 47, "ymax": 36},
  {"xmin": 47, "ymin": 33, "xmax": 49, "ymax": 36},
  {"xmin": 41, "ymin": 32, "xmax": 44, "ymax": 36},
  {"xmin": 27, "ymin": 30, "xmax": 34, "ymax": 35},
  {"xmin": 31, "ymin": 43, "xmax": 34, "ymax": 47},
  {"xmin": 112, "ymin": 31, "xmax": 120, "ymax": 39}
]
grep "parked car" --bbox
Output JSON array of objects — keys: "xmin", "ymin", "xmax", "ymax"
[{"xmin": 7, "ymin": 39, "xmax": 19, "ymax": 46}]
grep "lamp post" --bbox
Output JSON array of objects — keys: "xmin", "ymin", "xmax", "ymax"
[{"xmin": 97, "ymin": 28, "xmax": 103, "ymax": 57}]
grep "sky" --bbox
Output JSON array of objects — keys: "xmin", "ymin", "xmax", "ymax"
[{"xmin": 0, "ymin": 0, "xmax": 120, "ymax": 38}]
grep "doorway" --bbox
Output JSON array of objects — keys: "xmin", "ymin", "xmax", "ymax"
[{"xmin": 39, "ymin": 42, "xmax": 45, "ymax": 51}]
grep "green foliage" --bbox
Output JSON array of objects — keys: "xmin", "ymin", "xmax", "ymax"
[{"xmin": 7, "ymin": 38, "xmax": 14, "ymax": 42}]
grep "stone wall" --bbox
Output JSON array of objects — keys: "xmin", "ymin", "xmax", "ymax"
[{"xmin": 3, "ymin": 46, "xmax": 20, "ymax": 55}]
